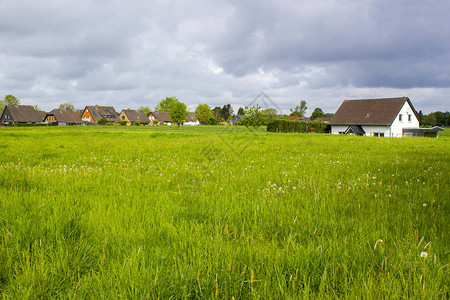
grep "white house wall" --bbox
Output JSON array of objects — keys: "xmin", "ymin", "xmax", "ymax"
[
  {"xmin": 331, "ymin": 125, "xmax": 348, "ymax": 134},
  {"xmin": 390, "ymin": 102, "xmax": 420, "ymax": 137}
]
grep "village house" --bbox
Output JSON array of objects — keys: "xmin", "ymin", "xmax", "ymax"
[
  {"xmin": 184, "ymin": 112, "xmax": 199, "ymax": 125},
  {"xmin": 148, "ymin": 111, "xmax": 171, "ymax": 125},
  {"xmin": 0, "ymin": 105, "xmax": 43, "ymax": 124},
  {"xmin": 329, "ymin": 97, "xmax": 423, "ymax": 137},
  {"xmin": 80, "ymin": 105, "xmax": 119, "ymax": 124},
  {"xmin": 44, "ymin": 109, "xmax": 83, "ymax": 126},
  {"xmin": 118, "ymin": 109, "xmax": 150, "ymax": 125}
]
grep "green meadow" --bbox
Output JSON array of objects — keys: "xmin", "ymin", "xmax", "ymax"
[{"xmin": 0, "ymin": 126, "xmax": 448, "ymax": 298}]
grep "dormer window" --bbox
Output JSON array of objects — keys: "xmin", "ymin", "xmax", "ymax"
[
  {"xmin": 399, "ymin": 114, "xmax": 403, "ymax": 122},
  {"xmin": 365, "ymin": 112, "xmax": 372, "ymax": 118}
]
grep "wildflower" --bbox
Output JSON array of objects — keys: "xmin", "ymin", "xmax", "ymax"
[{"xmin": 420, "ymin": 252, "xmax": 428, "ymax": 258}]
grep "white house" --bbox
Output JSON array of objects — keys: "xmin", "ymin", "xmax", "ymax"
[{"xmin": 329, "ymin": 97, "xmax": 421, "ymax": 137}]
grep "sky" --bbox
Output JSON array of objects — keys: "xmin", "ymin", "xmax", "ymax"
[{"xmin": 1, "ymin": 0, "xmax": 449, "ymax": 115}]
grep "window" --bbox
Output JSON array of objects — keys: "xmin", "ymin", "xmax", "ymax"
[
  {"xmin": 408, "ymin": 114, "xmax": 412, "ymax": 122},
  {"xmin": 373, "ymin": 133, "xmax": 384, "ymax": 137},
  {"xmin": 122, "ymin": 116, "xmax": 125, "ymax": 120},
  {"xmin": 399, "ymin": 114, "xmax": 403, "ymax": 122}
]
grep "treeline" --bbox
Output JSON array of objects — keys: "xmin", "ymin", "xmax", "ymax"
[{"xmin": 419, "ymin": 111, "xmax": 450, "ymax": 127}]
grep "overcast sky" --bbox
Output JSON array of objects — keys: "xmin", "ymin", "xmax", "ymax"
[{"xmin": 1, "ymin": 0, "xmax": 449, "ymax": 115}]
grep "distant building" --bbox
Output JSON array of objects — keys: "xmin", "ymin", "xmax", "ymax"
[
  {"xmin": 80, "ymin": 105, "xmax": 119, "ymax": 124},
  {"xmin": 44, "ymin": 109, "xmax": 83, "ymax": 126},
  {"xmin": 149, "ymin": 111, "xmax": 172, "ymax": 125},
  {"xmin": 0, "ymin": 105, "xmax": 42, "ymax": 124},
  {"xmin": 119, "ymin": 109, "xmax": 150, "ymax": 125},
  {"xmin": 329, "ymin": 97, "xmax": 421, "ymax": 137},
  {"xmin": 184, "ymin": 112, "xmax": 199, "ymax": 125}
]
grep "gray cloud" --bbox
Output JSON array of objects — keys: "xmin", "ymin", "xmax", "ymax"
[{"xmin": 0, "ymin": 0, "xmax": 448, "ymax": 114}]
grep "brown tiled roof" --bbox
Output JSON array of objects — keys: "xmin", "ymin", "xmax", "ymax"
[
  {"xmin": 286, "ymin": 115, "xmax": 301, "ymax": 120},
  {"xmin": 150, "ymin": 111, "xmax": 171, "ymax": 122},
  {"xmin": 0, "ymin": 105, "xmax": 42, "ymax": 123},
  {"xmin": 329, "ymin": 97, "xmax": 419, "ymax": 125},
  {"xmin": 47, "ymin": 109, "xmax": 82, "ymax": 124},
  {"xmin": 122, "ymin": 109, "xmax": 149, "ymax": 123}
]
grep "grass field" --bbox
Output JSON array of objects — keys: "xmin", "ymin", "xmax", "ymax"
[{"xmin": 0, "ymin": 126, "xmax": 449, "ymax": 298}]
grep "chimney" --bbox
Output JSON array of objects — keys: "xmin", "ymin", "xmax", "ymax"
[{"xmin": 95, "ymin": 105, "xmax": 99, "ymax": 109}]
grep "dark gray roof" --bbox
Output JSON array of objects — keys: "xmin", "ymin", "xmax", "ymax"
[
  {"xmin": 122, "ymin": 109, "xmax": 149, "ymax": 123},
  {"xmin": 47, "ymin": 109, "xmax": 82, "ymax": 124},
  {"xmin": 0, "ymin": 105, "xmax": 42, "ymax": 123},
  {"xmin": 330, "ymin": 97, "xmax": 420, "ymax": 126},
  {"xmin": 185, "ymin": 112, "xmax": 197, "ymax": 122},
  {"xmin": 36, "ymin": 111, "xmax": 47, "ymax": 122},
  {"xmin": 345, "ymin": 125, "xmax": 365, "ymax": 134},
  {"xmin": 86, "ymin": 106, "xmax": 119, "ymax": 122},
  {"xmin": 150, "ymin": 111, "xmax": 171, "ymax": 122}
]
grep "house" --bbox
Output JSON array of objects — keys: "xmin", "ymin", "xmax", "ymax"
[
  {"xmin": 329, "ymin": 97, "xmax": 421, "ymax": 137},
  {"xmin": 44, "ymin": 109, "xmax": 83, "ymax": 126},
  {"xmin": 118, "ymin": 109, "xmax": 150, "ymax": 125},
  {"xmin": 184, "ymin": 112, "xmax": 199, "ymax": 125},
  {"xmin": 312, "ymin": 117, "xmax": 332, "ymax": 123},
  {"xmin": 231, "ymin": 115, "xmax": 245, "ymax": 125},
  {"xmin": 36, "ymin": 111, "xmax": 47, "ymax": 122},
  {"xmin": 0, "ymin": 105, "xmax": 42, "ymax": 124},
  {"xmin": 148, "ymin": 111, "xmax": 171, "ymax": 125},
  {"xmin": 80, "ymin": 105, "xmax": 119, "ymax": 124}
]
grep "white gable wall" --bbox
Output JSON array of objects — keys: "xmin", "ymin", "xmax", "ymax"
[{"xmin": 390, "ymin": 101, "xmax": 420, "ymax": 137}]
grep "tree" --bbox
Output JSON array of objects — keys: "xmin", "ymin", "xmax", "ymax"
[
  {"xmin": 237, "ymin": 107, "xmax": 245, "ymax": 115},
  {"xmin": 59, "ymin": 103, "xmax": 75, "ymax": 111},
  {"xmin": 195, "ymin": 104, "xmax": 213, "ymax": 125},
  {"xmin": 220, "ymin": 104, "xmax": 233, "ymax": 121},
  {"xmin": 290, "ymin": 100, "xmax": 307, "ymax": 117},
  {"xmin": 310, "ymin": 107, "xmax": 325, "ymax": 121},
  {"xmin": 1, "ymin": 95, "xmax": 20, "ymax": 113},
  {"xmin": 139, "ymin": 106, "xmax": 151, "ymax": 115},
  {"xmin": 34, "ymin": 105, "xmax": 42, "ymax": 111},
  {"xmin": 169, "ymin": 101, "xmax": 189, "ymax": 127},
  {"xmin": 97, "ymin": 117, "xmax": 108, "ymax": 125},
  {"xmin": 212, "ymin": 106, "xmax": 222, "ymax": 123},
  {"xmin": 261, "ymin": 108, "xmax": 278, "ymax": 125},
  {"xmin": 241, "ymin": 104, "xmax": 264, "ymax": 131},
  {"xmin": 155, "ymin": 97, "xmax": 178, "ymax": 112}
]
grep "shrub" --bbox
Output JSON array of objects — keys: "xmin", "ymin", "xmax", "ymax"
[
  {"xmin": 135, "ymin": 120, "xmax": 142, "ymax": 126},
  {"xmin": 97, "ymin": 118, "xmax": 108, "ymax": 125},
  {"xmin": 307, "ymin": 121, "xmax": 330, "ymax": 133},
  {"xmin": 267, "ymin": 119, "xmax": 307, "ymax": 133},
  {"xmin": 118, "ymin": 120, "xmax": 128, "ymax": 126},
  {"xmin": 153, "ymin": 119, "xmax": 159, "ymax": 126}
]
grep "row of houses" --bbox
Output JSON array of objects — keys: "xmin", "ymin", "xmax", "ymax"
[{"xmin": 0, "ymin": 105, "xmax": 199, "ymax": 126}]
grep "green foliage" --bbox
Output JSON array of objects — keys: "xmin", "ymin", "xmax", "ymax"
[
  {"xmin": 307, "ymin": 121, "xmax": 330, "ymax": 133},
  {"xmin": 118, "ymin": 120, "xmax": 128, "ymax": 126},
  {"xmin": 0, "ymin": 127, "xmax": 448, "ymax": 298},
  {"xmin": 267, "ymin": 118, "xmax": 308, "ymax": 133},
  {"xmin": 261, "ymin": 108, "xmax": 278, "ymax": 125},
  {"xmin": 97, "ymin": 117, "xmax": 108, "ymax": 125},
  {"xmin": 241, "ymin": 104, "xmax": 264, "ymax": 131},
  {"xmin": 220, "ymin": 104, "xmax": 233, "ymax": 121},
  {"xmin": 290, "ymin": 100, "xmax": 307, "ymax": 117},
  {"xmin": 1, "ymin": 94, "xmax": 21, "ymax": 113},
  {"xmin": 155, "ymin": 97, "xmax": 178, "ymax": 112},
  {"xmin": 169, "ymin": 101, "xmax": 188, "ymax": 126},
  {"xmin": 195, "ymin": 104, "xmax": 213, "ymax": 125},
  {"xmin": 58, "ymin": 103, "xmax": 75, "ymax": 111},
  {"xmin": 237, "ymin": 107, "xmax": 245, "ymax": 115},
  {"xmin": 138, "ymin": 106, "xmax": 151, "ymax": 115},
  {"xmin": 153, "ymin": 119, "xmax": 159, "ymax": 126},
  {"xmin": 310, "ymin": 107, "xmax": 325, "ymax": 121},
  {"xmin": 422, "ymin": 111, "xmax": 449, "ymax": 126},
  {"xmin": 134, "ymin": 119, "xmax": 142, "ymax": 126}
]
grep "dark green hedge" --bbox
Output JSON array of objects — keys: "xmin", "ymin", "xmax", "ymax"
[{"xmin": 267, "ymin": 119, "xmax": 330, "ymax": 133}]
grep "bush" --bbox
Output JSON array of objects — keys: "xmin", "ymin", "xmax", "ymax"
[
  {"xmin": 118, "ymin": 120, "xmax": 128, "ymax": 126},
  {"xmin": 307, "ymin": 121, "xmax": 330, "ymax": 133},
  {"xmin": 135, "ymin": 120, "xmax": 142, "ymax": 126},
  {"xmin": 15, "ymin": 123, "xmax": 49, "ymax": 127},
  {"xmin": 153, "ymin": 119, "xmax": 159, "ymax": 126},
  {"xmin": 97, "ymin": 118, "xmax": 108, "ymax": 125},
  {"xmin": 267, "ymin": 119, "xmax": 308, "ymax": 133}
]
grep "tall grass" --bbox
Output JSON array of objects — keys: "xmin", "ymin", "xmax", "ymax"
[{"xmin": 0, "ymin": 126, "xmax": 448, "ymax": 298}]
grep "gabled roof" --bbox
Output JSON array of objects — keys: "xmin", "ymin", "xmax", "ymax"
[
  {"xmin": 47, "ymin": 109, "xmax": 82, "ymax": 124},
  {"xmin": 36, "ymin": 111, "xmax": 47, "ymax": 122},
  {"xmin": 185, "ymin": 112, "xmax": 197, "ymax": 122},
  {"xmin": 121, "ymin": 109, "xmax": 149, "ymax": 123},
  {"xmin": 150, "ymin": 111, "xmax": 171, "ymax": 122},
  {"xmin": 329, "ymin": 97, "xmax": 420, "ymax": 125},
  {"xmin": 85, "ymin": 106, "xmax": 118, "ymax": 122},
  {"xmin": 0, "ymin": 105, "xmax": 42, "ymax": 123}
]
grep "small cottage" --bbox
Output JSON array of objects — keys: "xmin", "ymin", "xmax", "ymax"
[
  {"xmin": 81, "ymin": 105, "xmax": 119, "ymax": 124},
  {"xmin": 119, "ymin": 109, "xmax": 150, "ymax": 125},
  {"xmin": 0, "ymin": 105, "xmax": 43, "ymax": 124}
]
